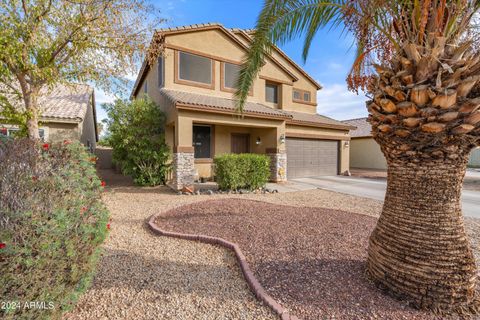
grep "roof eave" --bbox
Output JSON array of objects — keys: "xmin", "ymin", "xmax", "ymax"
[
  {"xmin": 287, "ymin": 119, "xmax": 355, "ymax": 131},
  {"xmin": 175, "ymin": 102, "xmax": 291, "ymax": 121}
]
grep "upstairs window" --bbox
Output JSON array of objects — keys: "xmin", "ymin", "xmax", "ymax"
[
  {"xmin": 177, "ymin": 51, "xmax": 213, "ymax": 87},
  {"xmin": 158, "ymin": 56, "xmax": 164, "ymax": 88},
  {"xmin": 293, "ymin": 89, "xmax": 311, "ymax": 103},
  {"xmin": 223, "ymin": 62, "xmax": 241, "ymax": 89},
  {"xmin": 192, "ymin": 125, "xmax": 212, "ymax": 159},
  {"xmin": 265, "ymin": 83, "xmax": 278, "ymax": 104}
]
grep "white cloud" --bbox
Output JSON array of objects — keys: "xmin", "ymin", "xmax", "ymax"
[{"xmin": 316, "ymin": 83, "xmax": 369, "ymax": 120}]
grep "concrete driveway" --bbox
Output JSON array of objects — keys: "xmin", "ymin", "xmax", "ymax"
[{"xmin": 271, "ymin": 175, "xmax": 480, "ymax": 218}]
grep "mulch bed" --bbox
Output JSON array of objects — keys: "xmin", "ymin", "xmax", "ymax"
[{"xmin": 154, "ymin": 199, "xmax": 472, "ymax": 320}]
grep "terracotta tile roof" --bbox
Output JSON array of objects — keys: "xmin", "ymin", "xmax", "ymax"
[
  {"xmin": 159, "ymin": 89, "xmax": 291, "ymax": 119},
  {"xmin": 2, "ymin": 83, "xmax": 93, "ymax": 122},
  {"xmin": 285, "ymin": 110, "xmax": 356, "ymax": 130},
  {"xmin": 156, "ymin": 22, "xmax": 223, "ymax": 34},
  {"xmin": 342, "ymin": 117, "xmax": 372, "ymax": 137}
]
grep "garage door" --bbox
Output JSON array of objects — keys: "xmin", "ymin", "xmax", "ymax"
[{"xmin": 286, "ymin": 138, "xmax": 338, "ymax": 178}]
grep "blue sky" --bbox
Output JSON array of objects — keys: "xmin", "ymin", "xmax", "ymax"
[{"xmin": 95, "ymin": 0, "xmax": 368, "ymax": 122}]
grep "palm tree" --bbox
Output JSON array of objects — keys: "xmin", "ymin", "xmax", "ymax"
[{"xmin": 236, "ymin": 0, "xmax": 480, "ymax": 315}]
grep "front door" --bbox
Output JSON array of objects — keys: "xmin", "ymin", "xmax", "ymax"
[{"xmin": 231, "ymin": 133, "xmax": 250, "ymax": 154}]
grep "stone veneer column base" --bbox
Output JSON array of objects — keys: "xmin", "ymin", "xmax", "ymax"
[
  {"xmin": 267, "ymin": 152, "xmax": 287, "ymax": 182},
  {"xmin": 168, "ymin": 152, "xmax": 195, "ymax": 190}
]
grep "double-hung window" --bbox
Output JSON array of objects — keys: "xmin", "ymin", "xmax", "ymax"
[
  {"xmin": 265, "ymin": 83, "xmax": 279, "ymax": 104},
  {"xmin": 293, "ymin": 89, "xmax": 311, "ymax": 103}
]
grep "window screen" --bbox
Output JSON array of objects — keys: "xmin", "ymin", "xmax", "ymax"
[
  {"xmin": 265, "ymin": 83, "xmax": 278, "ymax": 103},
  {"xmin": 303, "ymin": 92, "xmax": 310, "ymax": 102},
  {"xmin": 223, "ymin": 62, "xmax": 241, "ymax": 89},
  {"xmin": 158, "ymin": 57, "xmax": 164, "ymax": 87},
  {"xmin": 193, "ymin": 125, "xmax": 211, "ymax": 158},
  {"xmin": 179, "ymin": 52, "xmax": 212, "ymax": 85},
  {"xmin": 293, "ymin": 90, "xmax": 301, "ymax": 100}
]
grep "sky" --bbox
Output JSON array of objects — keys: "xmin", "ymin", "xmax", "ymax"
[{"xmin": 95, "ymin": 0, "xmax": 369, "ymax": 123}]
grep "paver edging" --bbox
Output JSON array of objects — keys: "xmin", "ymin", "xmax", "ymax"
[{"xmin": 147, "ymin": 212, "xmax": 299, "ymax": 320}]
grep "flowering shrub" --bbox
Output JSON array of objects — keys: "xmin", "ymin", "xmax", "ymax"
[{"xmin": 0, "ymin": 139, "xmax": 110, "ymax": 320}]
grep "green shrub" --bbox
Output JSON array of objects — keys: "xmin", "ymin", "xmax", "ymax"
[
  {"xmin": 103, "ymin": 98, "xmax": 170, "ymax": 186},
  {"xmin": 0, "ymin": 139, "xmax": 110, "ymax": 320},
  {"xmin": 214, "ymin": 153, "xmax": 270, "ymax": 190}
]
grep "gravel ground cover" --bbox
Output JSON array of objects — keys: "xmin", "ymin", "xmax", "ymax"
[
  {"xmin": 155, "ymin": 199, "xmax": 480, "ymax": 320},
  {"xmin": 64, "ymin": 169, "xmax": 479, "ymax": 319},
  {"xmin": 63, "ymin": 170, "xmax": 277, "ymax": 320}
]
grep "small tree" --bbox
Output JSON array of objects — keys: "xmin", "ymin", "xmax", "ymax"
[
  {"xmin": 103, "ymin": 98, "xmax": 170, "ymax": 186},
  {"xmin": 0, "ymin": 0, "xmax": 162, "ymax": 138}
]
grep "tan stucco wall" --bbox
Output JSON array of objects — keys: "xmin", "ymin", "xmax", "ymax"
[
  {"xmin": 79, "ymin": 101, "xmax": 97, "ymax": 151},
  {"xmin": 469, "ymin": 147, "xmax": 480, "ymax": 167},
  {"xmin": 137, "ymin": 28, "xmax": 319, "ymax": 114},
  {"xmin": 350, "ymin": 137, "xmax": 387, "ymax": 170},
  {"xmin": 45, "ymin": 122, "xmax": 81, "ymax": 142}
]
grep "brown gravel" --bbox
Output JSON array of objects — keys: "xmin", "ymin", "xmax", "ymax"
[{"xmin": 155, "ymin": 199, "xmax": 480, "ymax": 320}]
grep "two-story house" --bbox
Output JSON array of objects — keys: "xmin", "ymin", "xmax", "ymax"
[{"xmin": 131, "ymin": 23, "xmax": 354, "ymax": 190}]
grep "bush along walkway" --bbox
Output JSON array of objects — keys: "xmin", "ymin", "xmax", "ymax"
[{"xmin": 63, "ymin": 170, "xmax": 276, "ymax": 320}]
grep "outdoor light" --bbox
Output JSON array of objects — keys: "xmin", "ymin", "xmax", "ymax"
[
  {"xmin": 279, "ymin": 134, "xmax": 286, "ymax": 144},
  {"xmin": 344, "ymin": 141, "xmax": 350, "ymax": 147},
  {"xmin": 256, "ymin": 137, "xmax": 262, "ymax": 145}
]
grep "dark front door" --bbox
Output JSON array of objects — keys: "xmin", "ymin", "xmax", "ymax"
[{"xmin": 231, "ymin": 133, "xmax": 250, "ymax": 154}]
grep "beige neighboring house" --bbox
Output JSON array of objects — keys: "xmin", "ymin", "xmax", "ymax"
[
  {"xmin": 343, "ymin": 117, "xmax": 480, "ymax": 169},
  {"xmin": 132, "ymin": 23, "xmax": 354, "ymax": 190},
  {"xmin": 0, "ymin": 83, "xmax": 98, "ymax": 151}
]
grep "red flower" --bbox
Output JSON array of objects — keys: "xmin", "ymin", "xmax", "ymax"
[
  {"xmin": 32, "ymin": 176, "xmax": 38, "ymax": 182},
  {"xmin": 42, "ymin": 143, "xmax": 49, "ymax": 151},
  {"xmin": 80, "ymin": 207, "xmax": 87, "ymax": 213},
  {"xmin": 106, "ymin": 223, "xmax": 111, "ymax": 230},
  {"xmin": 89, "ymin": 157, "xmax": 97, "ymax": 163},
  {"xmin": 101, "ymin": 181, "xmax": 106, "ymax": 187},
  {"xmin": 0, "ymin": 243, "xmax": 5, "ymax": 249},
  {"xmin": 63, "ymin": 140, "xmax": 71, "ymax": 145}
]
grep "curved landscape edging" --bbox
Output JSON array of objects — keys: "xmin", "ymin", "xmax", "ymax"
[{"xmin": 147, "ymin": 212, "xmax": 298, "ymax": 320}]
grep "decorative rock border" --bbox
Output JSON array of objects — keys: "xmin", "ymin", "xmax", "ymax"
[{"xmin": 147, "ymin": 212, "xmax": 298, "ymax": 320}]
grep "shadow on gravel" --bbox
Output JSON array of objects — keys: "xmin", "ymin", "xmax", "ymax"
[{"xmin": 155, "ymin": 199, "xmax": 440, "ymax": 320}]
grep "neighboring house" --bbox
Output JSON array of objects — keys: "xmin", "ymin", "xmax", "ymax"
[
  {"xmin": 342, "ymin": 117, "xmax": 387, "ymax": 170},
  {"xmin": 0, "ymin": 83, "xmax": 98, "ymax": 151},
  {"xmin": 469, "ymin": 148, "xmax": 480, "ymax": 168},
  {"xmin": 132, "ymin": 23, "xmax": 354, "ymax": 190},
  {"xmin": 343, "ymin": 117, "xmax": 480, "ymax": 169}
]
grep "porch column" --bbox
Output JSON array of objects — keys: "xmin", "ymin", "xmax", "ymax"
[
  {"xmin": 266, "ymin": 123, "xmax": 287, "ymax": 182},
  {"xmin": 168, "ymin": 117, "xmax": 195, "ymax": 190},
  {"xmin": 266, "ymin": 149, "xmax": 287, "ymax": 182},
  {"xmin": 169, "ymin": 147, "xmax": 195, "ymax": 190}
]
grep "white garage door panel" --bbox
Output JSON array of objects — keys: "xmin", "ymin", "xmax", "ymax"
[{"xmin": 286, "ymin": 138, "xmax": 338, "ymax": 178}]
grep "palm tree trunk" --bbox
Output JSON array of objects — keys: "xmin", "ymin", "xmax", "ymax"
[{"xmin": 367, "ymin": 153, "xmax": 479, "ymax": 314}]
